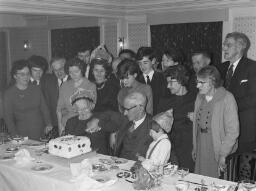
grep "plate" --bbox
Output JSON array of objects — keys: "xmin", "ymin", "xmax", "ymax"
[
  {"xmin": 99, "ymin": 158, "xmax": 114, "ymax": 165},
  {"xmin": 24, "ymin": 142, "xmax": 45, "ymax": 147},
  {"xmin": 31, "ymin": 164, "xmax": 53, "ymax": 172},
  {"xmin": 116, "ymin": 171, "xmax": 131, "ymax": 178},
  {"xmin": 92, "ymin": 164, "xmax": 108, "ymax": 171},
  {"xmin": 111, "ymin": 157, "xmax": 128, "ymax": 164},
  {"xmin": 6, "ymin": 147, "xmax": 19, "ymax": 152},
  {"xmin": 91, "ymin": 175, "xmax": 111, "ymax": 183},
  {"xmin": 0, "ymin": 154, "xmax": 15, "ymax": 160}
]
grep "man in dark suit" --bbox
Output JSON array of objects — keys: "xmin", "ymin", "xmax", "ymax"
[
  {"xmin": 115, "ymin": 92, "xmax": 153, "ymax": 161},
  {"xmin": 40, "ymin": 57, "xmax": 69, "ymax": 137},
  {"xmin": 221, "ymin": 32, "xmax": 256, "ymax": 152},
  {"xmin": 136, "ymin": 47, "xmax": 168, "ymax": 115}
]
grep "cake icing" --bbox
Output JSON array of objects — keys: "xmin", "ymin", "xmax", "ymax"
[{"xmin": 48, "ymin": 135, "xmax": 91, "ymax": 158}]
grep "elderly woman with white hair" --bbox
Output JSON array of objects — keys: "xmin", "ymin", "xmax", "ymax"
[{"xmin": 65, "ymin": 90, "xmax": 118, "ymax": 155}]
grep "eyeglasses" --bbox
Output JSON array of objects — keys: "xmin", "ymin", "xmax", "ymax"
[
  {"xmin": 167, "ymin": 79, "xmax": 178, "ymax": 84},
  {"xmin": 122, "ymin": 105, "xmax": 141, "ymax": 112},
  {"xmin": 16, "ymin": 72, "xmax": 30, "ymax": 77},
  {"xmin": 196, "ymin": 80, "xmax": 208, "ymax": 85}
]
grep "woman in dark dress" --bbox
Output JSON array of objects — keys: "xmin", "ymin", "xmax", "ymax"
[
  {"xmin": 157, "ymin": 65, "xmax": 196, "ymax": 172},
  {"xmin": 65, "ymin": 93, "xmax": 118, "ymax": 155},
  {"xmin": 4, "ymin": 60, "xmax": 52, "ymax": 140},
  {"xmin": 90, "ymin": 58, "xmax": 119, "ymax": 112}
]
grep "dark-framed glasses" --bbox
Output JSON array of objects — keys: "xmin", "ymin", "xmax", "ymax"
[
  {"xmin": 196, "ymin": 80, "xmax": 208, "ymax": 85},
  {"xmin": 122, "ymin": 105, "xmax": 141, "ymax": 112}
]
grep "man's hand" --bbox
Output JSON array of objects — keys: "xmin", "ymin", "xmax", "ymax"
[
  {"xmin": 86, "ymin": 118, "xmax": 101, "ymax": 133},
  {"xmin": 45, "ymin": 125, "xmax": 53, "ymax": 135},
  {"xmin": 187, "ymin": 112, "xmax": 194, "ymax": 122}
]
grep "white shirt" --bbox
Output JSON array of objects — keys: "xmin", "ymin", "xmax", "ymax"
[
  {"xmin": 146, "ymin": 134, "xmax": 171, "ymax": 166},
  {"xmin": 30, "ymin": 78, "xmax": 39, "ymax": 85},
  {"xmin": 57, "ymin": 75, "xmax": 68, "ymax": 87},
  {"xmin": 143, "ymin": 70, "xmax": 154, "ymax": 82},
  {"xmin": 229, "ymin": 57, "xmax": 242, "ymax": 75},
  {"xmin": 133, "ymin": 114, "xmax": 146, "ymax": 130}
]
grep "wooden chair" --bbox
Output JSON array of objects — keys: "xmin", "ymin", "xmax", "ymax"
[{"xmin": 225, "ymin": 151, "xmax": 256, "ymax": 181}]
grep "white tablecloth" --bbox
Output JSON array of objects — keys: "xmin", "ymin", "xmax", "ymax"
[{"xmin": 0, "ymin": 140, "xmax": 235, "ymax": 191}]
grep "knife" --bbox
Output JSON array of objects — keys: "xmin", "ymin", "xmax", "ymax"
[{"xmin": 178, "ymin": 179, "xmax": 207, "ymax": 186}]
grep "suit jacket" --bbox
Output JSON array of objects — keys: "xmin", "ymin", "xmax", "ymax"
[
  {"xmin": 115, "ymin": 114, "xmax": 153, "ymax": 160},
  {"xmin": 221, "ymin": 57, "xmax": 256, "ymax": 150},
  {"xmin": 40, "ymin": 74, "xmax": 60, "ymax": 127},
  {"xmin": 138, "ymin": 71, "xmax": 168, "ymax": 115}
]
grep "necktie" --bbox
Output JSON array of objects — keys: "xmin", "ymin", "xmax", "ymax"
[
  {"xmin": 146, "ymin": 75, "xmax": 150, "ymax": 84},
  {"xmin": 128, "ymin": 122, "xmax": 135, "ymax": 133},
  {"xmin": 225, "ymin": 64, "xmax": 234, "ymax": 89},
  {"xmin": 60, "ymin": 79, "xmax": 64, "ymax": 87}
]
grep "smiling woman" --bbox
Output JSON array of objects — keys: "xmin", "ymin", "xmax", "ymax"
[{"xmin": 3, "ymin": 60, "xmax": 53, "ymax": 140}]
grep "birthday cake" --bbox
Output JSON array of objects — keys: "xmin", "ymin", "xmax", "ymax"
[{"xmin": 48, "ymin": 135, "xmax": 91, "ymax": 158}]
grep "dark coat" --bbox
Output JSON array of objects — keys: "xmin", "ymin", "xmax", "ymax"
[
  {"xmin": 137, "ymin": 71, "xmax": 168, "ymax": 115},
  {"xmin": 115, "ymin": 114, "xmax": 153, "ymax": 161},
  {"xmin": 220, "ymin": 57, "xmax": 256, "ymax": 151}
]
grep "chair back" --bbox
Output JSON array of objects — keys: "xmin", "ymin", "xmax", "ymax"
[{"xmin": 225, "ymin": 152, "xmax": 256, "ymax": 181}]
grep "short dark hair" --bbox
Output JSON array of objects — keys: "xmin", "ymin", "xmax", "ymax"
[
  {"xmin": 163, "ymin": 48, "xmax": 184, "ymax": 64},
  {"xmin": 91, "ymin": 58, "xmax": 112, "ymax": 80},
  {"xmin": 150, "ymin": 120, "xmax": 163, "ymax": 133},
  {"xmin": 65, "ymin": 57, "xmax": 84, "ymax": 76},
  {"xmin": 28, "ymin": 55, "xmax": 48, "ymax": 73},
  {"xmin": 11, "ymin": 59, "xmax": 29, "ymax": 79},
  {"xmin": 164, "ymin": 65, "xmax": 190, "ymax": 87},
  {"xmin": 197, "ymin": 65, "xmax": 222, "ymax": 88},
  {"xmin": 136, "ymin": 47, "xmax": 156, "ymax": 61},
  {"xmin": 118, "ymin": 49, "xmax": 136, "ymax": 60},
  {"xmin": 77, "ymin": 45, "xmax": 92, "ymax": 53},
  {"xmin": 191, "ymin": 50, "xmax": 212, "ymax": 60},
  {"xmin": 117, "ymin": 59, "xmax": 141, "ymax": 80},
  {"xmin": 226, "ymin": 32, "xmax": 250, "ymax": 54}
]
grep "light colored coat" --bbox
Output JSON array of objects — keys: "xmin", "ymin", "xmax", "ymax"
[{"xmin": 193, "ymin": 87, "xmax": 239, "ymax": 162}]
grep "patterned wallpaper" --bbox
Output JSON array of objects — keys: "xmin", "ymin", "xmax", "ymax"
[
  {"xmin": 104, "ymin": 23, "xmax": 117, "ymax": 57},
  {"xmin": 51, "ymin": 27, "xmax": 100, "ymax": 59},
  {"xmin": 233, "ymin": 16, "xmax": 256, "ymax": 60},
  {"xmin": 150, "ymin": 22, "xmax": 223, "ymax": 67},
  {"xmin": 128, "ymin": 23, "xmax": 148, "ymax": 52}
]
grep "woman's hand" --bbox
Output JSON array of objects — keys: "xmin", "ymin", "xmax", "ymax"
[
  {"xmin": 137, "ymin": 155, "xmax": 145, "ymax": 162},
  {"xmin": 109, "ymin": 132, "xmax": 117, "ymax": 149},
  {"xmin": 58, "ymin": 123, "xmax": 65, "ymax": 136},
  {"xmin": 218, "ymin": 156, "xmax": 226, "ymax": 172},
  {"xmin": 86, "ymin": 118, "xmax": 101, "ymax": 133},
  {"xmin": 187, "ymin": 112, "xmax": 194, "ymax": 122},
  {"xmin": 191, "ymin": 148, "xmax": 196, "ymax": 161}
]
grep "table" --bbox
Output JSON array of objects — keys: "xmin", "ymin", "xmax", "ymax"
[{"xmin": 0, "ymin": 140, "xmax": 235, "ymax": 191}]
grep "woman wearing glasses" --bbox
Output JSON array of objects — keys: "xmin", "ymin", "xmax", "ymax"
[
  {"xmin": 4, "ymin": 60, "xmax": 52, "ymax": 140},
  {"xmin": 157, "ymin": 64, "xmax": 196, "ymax": 172},
  {"xmin": 117, "ymin": 59, "xmax": 153, "ymax": 115},
  {"xmin": 192, "ymin": 65, "xmax": 239, "ymax": 178}
]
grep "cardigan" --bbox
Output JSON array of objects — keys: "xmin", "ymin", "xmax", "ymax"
[{"xmin": 193, "ymin": 87, "xmax": 239, "ymax": 161}]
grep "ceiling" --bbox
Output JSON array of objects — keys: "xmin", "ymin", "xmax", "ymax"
[{"xmin": 0, "ymin": 0, "xmax": 255, "ymax": 18}]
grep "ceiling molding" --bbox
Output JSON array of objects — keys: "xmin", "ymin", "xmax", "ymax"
[{"xmin": 0, "ymin": 0, "xmax": 255, "ymax": 17}]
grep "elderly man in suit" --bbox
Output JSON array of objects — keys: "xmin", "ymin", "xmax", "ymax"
[
  {"xmin": 40, "ymin": 57, "xmax": 69, "ymax": 137},
  {"xmin": 221, "ymin": 32, "xmax": 256, "ymax": 152},
  {"xmin": 115, "ymin": 92, "xmax": 153, "ymax": 161}
]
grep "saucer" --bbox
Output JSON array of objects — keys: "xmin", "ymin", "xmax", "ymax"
[
  {"xmin": 111, "ymin": 157, "xmax": 128, "ymax": 164},
  {"xmin": 31, "ymin": 164, "xmax": 53, "ymax": 172}
]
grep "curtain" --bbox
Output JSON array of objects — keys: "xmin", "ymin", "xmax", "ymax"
[
  {"xmin": 150, "ymin": 22, "xmax": 223, "ymax": 67},
  {"xmin": 51, "ymin": 27, "xmax": 100, "ymax": 59}
]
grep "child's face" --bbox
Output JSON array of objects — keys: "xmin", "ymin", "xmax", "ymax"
[
  {"xmin": 149, "ymin": 129, "xmax": 158, "ymax": 140},
  {"xmin": 138, "ymin": 56, "xmax": 154, "ymax": 75}
]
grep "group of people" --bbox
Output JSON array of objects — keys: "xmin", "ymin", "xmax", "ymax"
[{"xmin": 1, "ymin": 31, "xmax": 256, "ymax": 178}]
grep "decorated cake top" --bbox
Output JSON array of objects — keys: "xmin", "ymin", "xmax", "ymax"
[{"xmin": 51, "ymin": 135, "xmax": 90, "ymax": 145}]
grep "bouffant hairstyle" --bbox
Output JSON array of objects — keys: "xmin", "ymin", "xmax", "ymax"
[
  {"xmin": 91, "ymin": 58, "xmax": 112, "ymax": 80},
  {"xmin": 197, "ymin": 65, "xmax": 222, "ymax": 88},
  {"xmin": 164, "ymin": 64, "xmax": 189, "ymax": 87},
  {"xmin": 64, "ymin": 57, "xmax": 84, "ymax": 76},
  {"xmin": 117, "ymin": 59, "xmax": 141, "ymax": 80},
  {"xmin": 11, "ymin": 59, "xmax": 29, "ymax": 79}
]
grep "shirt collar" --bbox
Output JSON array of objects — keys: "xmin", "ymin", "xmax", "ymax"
[
  {"xmin": 143, "ymin": 70, "xmax": 154, "ymax": 81},
  {"xmin": 153, "ymin": 133, "xmax": 168, "ymax": 142},
  {"xmin": 58, "ymin": 75, "xmax": 68, "ymax": 85},
  {"xmin": 133, "ymin": 114, "xmax": 146, "ymax": 130},
  {"xmin": 230, "ymin": 57, "xmax": 242, "ymax": 72}
]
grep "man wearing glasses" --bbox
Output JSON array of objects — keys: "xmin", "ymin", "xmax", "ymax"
[{"xmin": 114, "ymin": 92, "xmax": 153, "ymax": 161}]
